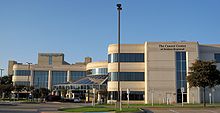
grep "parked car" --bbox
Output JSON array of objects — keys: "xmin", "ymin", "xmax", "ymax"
[
  {"xmin": 73, "ymin": 97, "xmax": 81, "ymax": 102},
  {"xmin": 45, "ymin": 95, "xmax": 61, "ymax": 102}
]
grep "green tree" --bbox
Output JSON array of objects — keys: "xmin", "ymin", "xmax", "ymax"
[
  {"xmin": 0, "ymin": 75, "xmax": 14, "ymax": 98},
  {"xmin": 33, "ymin": 89, "xmax": 41, "ymax": 98},
  {"xmin": 39, "ymin": 88, "xmax": 50, "ymax": 98},
  {"xmin": 32, "ymin": 88, "xmax": 50, "ymax": 102},
  {"xmin": 187, "ymin": 60, "xmax": 220, "ymax": 107}
]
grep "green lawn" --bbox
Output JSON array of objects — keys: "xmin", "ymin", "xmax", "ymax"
[{"xmin": 59, "ymin": 106, "xmax": 140, "ymax": 112}]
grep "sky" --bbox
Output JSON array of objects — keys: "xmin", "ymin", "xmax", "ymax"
[{"xmin": 0, "ymin": 0, "xmax": 220, "ymax": 75}]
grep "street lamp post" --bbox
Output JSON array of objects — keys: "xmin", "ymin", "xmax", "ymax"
[
  {"xmin": 116, "ymin": 3, "xmax": 122, "ymax": 111},
  {"xmin": 26, "ymin": 62, "xmax": 32, "ymax": 100},
  {"xmin": 0, "ymin": 68, "xmax": 4, "ymax": 99},
  {"xmin": 0, "ymin": 68, "xmax": 3, "ymax": 77},
  {"xmin": 0, "ymin": 68, "xmax": 4, "ymax": 84},
  {"xmin": 26, "ymin": 62, "xmax": 32, "ymax": 86}
]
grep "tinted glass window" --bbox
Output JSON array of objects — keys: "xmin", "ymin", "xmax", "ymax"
[
  {"xmin": 91, "ymin": 68, "xmax": 108, "ymax": 75},
  {"xmin": 52, "ymin": 71, "xmax": 67, "ymax": 86},
  {"xmin": 108, "ymin": 91, "xmax": 144, "ymax": 100},
  {"xmin": 108, "ymin": 53, "xmax": 144, "ymax": 63},
  {"xmin": 214, "ymin": 53, "xmax": 220, "ymax": 63},
  {"xmin": 70, "ymin": 71, "xmax": 86, "ymax": 81},
  {"xmin": 14, "ymin": 81, "xmax": 30, "ymax": 86},
  {"xmin": 49, "ymin": 55, "xmax": 52, "ymax": 65},
  {"xmin": 109, "ymin": 72, "xmax": 144, "ymax": 81},
  {"xmin": 176, "ymin": 51, "xmax": 187, "ymax": 103},
  {"xmin": 14, "ymin": 70, "xmax": 30, "ymax": 76},
  {"xmin": 33, "ymin": 71, "xmax": 48, "ymax": 89}
]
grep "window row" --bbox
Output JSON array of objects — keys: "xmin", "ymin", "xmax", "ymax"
[
  {"xmin": 108, "ymin": 53, "xmax": 144, "ymax": 63},
  {"xmin": 14, "ymin": 70, "xmax": 30, "ymax": 76},
  {"xmin": 91, "ymin": 68, "xmax": 108, "ymax": 75},
  {"xmin": 70, "ymin": 71, "xmax": 86, "ymax": 81},
  {"xmin": 14, "ymin": 81, "xmax": 30, "ymax": 86},
  {"xmin": 108, "ymin": 91, "xmax": 144, "ymax": 100},
  {"xmin": 109, "ymin": 72, "xmax": 144, "ymax": 81}
]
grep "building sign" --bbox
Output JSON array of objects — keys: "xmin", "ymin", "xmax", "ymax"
[{"xmin": 159, "ymin": 44, "xmax": 186, "ymax": 50}]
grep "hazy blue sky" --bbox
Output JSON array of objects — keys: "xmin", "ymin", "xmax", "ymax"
[{"xmin": 0, "ymin": 0, "xmax": 220, "ymax": 75}]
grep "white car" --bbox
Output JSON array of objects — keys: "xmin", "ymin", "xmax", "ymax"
[{"xmin": 73, "ymin": 97, "xmax": 81, "ymax": 102}]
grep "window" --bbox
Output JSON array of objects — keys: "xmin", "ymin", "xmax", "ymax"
[
  {"xmin": 91, "ymin": 68, "xmax": 108, "ymax": 75},
  {"xmin": 49, "ymin": 55, "xmax": 52, "ymax": 65},
  {"xmin": 176, "ymin": 51, "xmax": 187, "ymax": 103},
  {"xmin": 108, "ymin": 91, "xmax": 144, "ymax": 100},
  {"xmin": 70, "ymin": 71, "xmax": 86, "ymax": 81},
  {"xmin": 109, "ymin": 72, "xmax": 144, "ymax": 81},
  {"xmin": 14, "ymin": 70, "xmax": 30, "ymax": 76},
  {"xmin": 214, "ymin": 53, "xmax": 220, "ymax": 63},
  {"xmin": 33, "ymin": 71, "xmax": 48, "ymax": 89},
  {"xmin": 14, "ymin": 81, "xmax": 30, "ymax": 86},
  {"xmin": 108, "ymin": 53, "xmax": 144, "ymax": 63},
  {"xmin": 52, "ymin": 71, "xmax": 67, "ymax": 86}
]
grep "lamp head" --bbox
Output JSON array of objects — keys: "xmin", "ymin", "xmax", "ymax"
[
  {"xmin": 117, "ymin": 4, "xmax": 121, "ymax": 8},
  {"xmin": 117, "ymin": 4, "xmax": 122, "ymax": 10}
]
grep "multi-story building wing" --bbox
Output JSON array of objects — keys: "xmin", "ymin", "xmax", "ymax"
[
  {"xmin": 108, "ymin": 44, "xmax": 145, "ymax": 103},
  {"xmin": 9, "ymin": 53, "xmax": 90, "ymax": 90},
  {"xmin": 107, "ymin": 42, "xmax": 220, "ymax": 104}
]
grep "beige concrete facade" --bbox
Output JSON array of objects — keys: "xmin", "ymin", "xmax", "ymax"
[
  {"xmin": 145, "ymin": 42, "xmax": 199, "ymax": 104},
  {"xmin": 107, "ymin": 42, "xmax": 220, "ymax": 104},
  {"xmin": 8, "ymin": 60, "xmax": 17, "ymax": 76},
  {"xmin": 108, "ymin": 44, "xmax": 145, "ymax": 103},
  {"xmin": 86, "ymin": 61, "xmax": 108, "ymax": 70},
  {"xmin": 11, "ymin": 53, "xmax": 90, "ymax": 90},
  {"xmin": 11, "ymin": 53, "xmax": 109, "ymax": 91}
]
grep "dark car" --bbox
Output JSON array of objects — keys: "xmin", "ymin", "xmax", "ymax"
[{"xmin": 45, "ymin": 95, "xmax": 61, "ymax": 102}]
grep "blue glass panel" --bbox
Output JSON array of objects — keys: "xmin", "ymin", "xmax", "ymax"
[
  {"xmin": 49, "ymin": 55, "xmax": 52, "ymax": 65},
  {"xmin": 15, "ymin": 70, "xmax": 30, "ymax": 76},
  {"xmin": 109, "ymin": 72, "xmax": 144, "ymax": 81},
  {"xmin": 33, "ymin": 71, "xmax": 48, "ymax": 89},
  {"xmin": 176, "ymin": 51, "xmax": 187, "ymax": 102},
  {"xmin": 14, "ymin": 81, "xmax": 30, "ymax": 86},
  {"xmin": 108, "ymin": 53, "xmax": 144, "ymax": 63},
  {"xmin": 91, "ymin": 68, "xmax": 108, "ymax": 75},
  {"xmin": 70, "ymin": 71, "xmax": 86, "ymax": 81},
  {"xmin": 52, "ymin": 71, "xmax": 67, "ymax": 86},
  {"xmin": 214, "ymin": 53, "xmax": 220, "ymax": 63}
]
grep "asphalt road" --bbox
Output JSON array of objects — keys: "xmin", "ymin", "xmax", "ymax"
[
  {"xmin": 0, "ymin": 102, "xmax": 83, "ymax": 113},
  {"xmin": 1, "ymin": 102, "xmax": 220, "ymax": 113}
]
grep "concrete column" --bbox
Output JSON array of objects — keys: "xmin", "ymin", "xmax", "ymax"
[
  {"xmin": 98, "ymin": 93, "xmax": 101, "ymax": 103},
  {"xmin": 55, "ymin": 90, "xmax": 59, "ymax": 96},
  {"xmin": 186, "ymin": 52, "xmax": 190, "ymax": 103},
  {"xmin": 67, "ymin": 70, "xmax": 70, "ymax": 82},
  {"xmin": 86, "ymin": 90, "xmax": 90, "ymax": 102},
  {"xmin": 144, "ymin": 42, "xmax": 149, "ymax": 104},
  {"xmin": 48, "ymin": 70, "xmax": 52, "ymax": 90}
]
